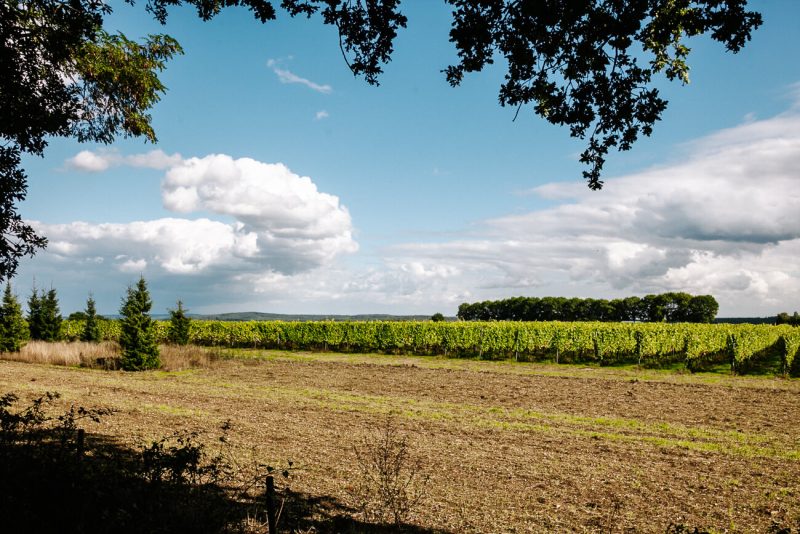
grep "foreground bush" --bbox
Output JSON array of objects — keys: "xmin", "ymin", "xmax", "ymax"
[
  {"xmin": 0, "ymin": 391, "xmax": 429, "ymax": 533},
  {"xmin": 0, "ymin": 392, "xmax": 261, "ymax": 533}
]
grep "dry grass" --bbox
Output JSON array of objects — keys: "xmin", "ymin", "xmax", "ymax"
[
  {"xmin": 0, "ymin": 341, "xmax": 217, "ymax": 371},
  {"xmin": 1, "ymin": 340, "xmax": 121, "ymax": 367},
  {"xmin": 158, "ymin": 344, "xmax": 220, "ymax": 371},
  {"xmin": 1, "ymin": 350, "xmax": 799, "ymax": 532}
]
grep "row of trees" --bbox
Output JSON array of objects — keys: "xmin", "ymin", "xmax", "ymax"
[
  {"xmin": 457, "ymin": 293, "xmax": 719, "ymax": 323},
  {"xmin": 776, "ymin": 312, "xmax": 800, "ymax": 327},
  {"xmin": 0, "ymin": 277, "xmax": 191, "ymax": 370}
]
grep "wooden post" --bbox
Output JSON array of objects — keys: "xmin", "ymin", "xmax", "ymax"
[
  {"xmin": 76, "ymin": 429, "xmax": 85, "ymax": 460},
  {"xmin": 266, "ymin": 474, "xmax": 277, "ymax": 534}
]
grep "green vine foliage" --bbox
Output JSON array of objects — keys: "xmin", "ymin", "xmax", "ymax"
[{"xmin": 59, "ymin": 318, "xmax": 800, "ymax": 375}]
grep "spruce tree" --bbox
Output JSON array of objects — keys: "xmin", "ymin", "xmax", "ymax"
[
  {"xmin": 119, "ymin": 277, "xmax": 160, "ymax": 371},
  {"xmin": 0, "ymin": 284, "xmax": 29, "ymax": 352},
  {"xmin": 40, "ymin": 288, "xmax": 62, "ymax": 341},
  {"xmin": 27, "ymin": 286, "xmax": 62, "ymax": 341},
  {"xmin": 27, "ymin": 286, "xmax": 43, "ymax": 340},
  {"xmin": 168, "ymin": 300, "xmax": 191, "ymax": 345},
  {"xmin": 81, "ymin": 295, "xmax": 101, "ymax": 343}
]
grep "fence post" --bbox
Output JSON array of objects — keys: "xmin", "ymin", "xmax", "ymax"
[
  {"xmin": 76, "ymin": 428, "xmax": 85, "ymax": 460},
  {"xmin": 266, "ymin": 474, "xmax": 277, "ymax": 534}
]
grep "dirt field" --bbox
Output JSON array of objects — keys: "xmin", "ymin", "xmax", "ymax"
[{"xmin": 1, "ymin": 350, "xmax": 799, "ymax": 533}]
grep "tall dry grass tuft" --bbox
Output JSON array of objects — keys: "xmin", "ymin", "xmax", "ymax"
[
  {"xmin": 1, "ymin": 341, "xmax": 218, "ymax": 371},
  {"xmin": 1, "ymin": 340, "xmax": 121, "ymax": 367},
  {"xmin": 158, "ymin": 344, "xmax": 219, "ymax": 371}
]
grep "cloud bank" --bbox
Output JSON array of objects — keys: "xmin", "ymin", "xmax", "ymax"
[
  {"xmin": 46, "ymin": 154, "xmax": 356, "ymax": 279},
  {"xmin": 30, "ymin": 101, "xmax": 800, "ymax": 316},
  {"xmin": 376, "ymin": 109, "xmax": 800, "ymax": 315}
]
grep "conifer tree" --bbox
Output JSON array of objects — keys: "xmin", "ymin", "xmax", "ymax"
[
  {"xmin": 40, "ymin": 288, "xmax": 62, "ymax": 341},
  {"xmin": 0, "ymin": 283, "xmax": 28, "ymax": 352},
  {"xmin": 81, "ymin": 294, "xmax": 101, "ymax": 343},
  {"xmin": 168, "ymin": 300, "xmax": 191, "ymax": 346},
  {"xmin": 27, "ymin": 286, "xmax": 43, "ymax": 340},
  {"xmin": 27, "ymin": 286, "xmax": 62, "ymax": 341},
  {"xmin": 119, "ymin": 277, "xmax": 160, "ymax": 371}
]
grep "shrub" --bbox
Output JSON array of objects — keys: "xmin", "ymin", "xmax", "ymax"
[
  {"xmin": 168, "ymin": 300, "xmax": 191, "ymax": 345},
  {"xmin": 0, "ymin": 391, "xmax": 272, "ymax": 533},
  {"xmin": 348, "ymin": 418, "xmax": 430, "ymax": 527},
  {"xmin": 119, "ymin": 277, "xmax": 160, "ymax": 370}
]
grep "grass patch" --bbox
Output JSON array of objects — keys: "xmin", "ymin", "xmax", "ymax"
[
  {"xmin": 178, "ymin": 375, "xmax": 795, "ymax": 461},
  {"xmin": 218, "ymin": 348, "xmax": 800, "ymax": 391}
]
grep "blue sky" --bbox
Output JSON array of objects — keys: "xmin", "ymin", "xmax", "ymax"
[{"xmin": 16, "ymin": 1, "xmax": 800, "ymax": 317}]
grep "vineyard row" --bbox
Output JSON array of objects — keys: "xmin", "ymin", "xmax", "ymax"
[{"xmin": 60, "ymin": 320, "xmax": 800, "ymax": 374}]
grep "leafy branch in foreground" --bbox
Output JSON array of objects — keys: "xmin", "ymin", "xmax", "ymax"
[{"xmin": 444, "ymin": 0, "xmax": 762, "ymax": 189}]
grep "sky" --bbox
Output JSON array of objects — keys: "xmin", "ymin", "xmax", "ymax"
[{"xmin": 16, "ymin": 1, "xmax": 800, "ymax": 317}]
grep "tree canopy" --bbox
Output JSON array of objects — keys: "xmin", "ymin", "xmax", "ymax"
[
  {"xmin": 458, "ymin": 292, "xmax": 719, "ymax": 323},
  {"xmin": 1, "ymin": 0, "xmax": 762, "ymax": 278}
]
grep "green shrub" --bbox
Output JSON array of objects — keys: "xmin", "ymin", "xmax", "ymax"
[{"xmin": 168, "ymin": 300, "xmax": 191, "ymax": 346}]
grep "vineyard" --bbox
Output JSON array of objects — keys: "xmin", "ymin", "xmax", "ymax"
[{"xmin": 60, "ymin": 320, "xmax": 800, "ymax": 374}]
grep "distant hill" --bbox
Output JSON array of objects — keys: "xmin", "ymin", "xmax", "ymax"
[{"xmin": 190, "ymin": 312, "xmax": 447, "ymax": 322}]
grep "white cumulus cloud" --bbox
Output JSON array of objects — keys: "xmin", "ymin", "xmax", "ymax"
[
  {"xmin": 162, "ymin": 154, "xmax": 357, "ymax": 272},
  {"xmin": 39, "ymin": 218, "xmax": 258, "ymax": 275},
  {"xmin": 45, "ymin": 152, "xmax": 357, "ymax": 280}
]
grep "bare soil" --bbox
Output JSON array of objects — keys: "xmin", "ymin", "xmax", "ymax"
[{"xmin": 1, "ymin": 350, "xmax": 798, "ymax": 533}]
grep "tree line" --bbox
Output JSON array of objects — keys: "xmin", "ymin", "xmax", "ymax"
[
  {"xmin": 457, "ymin": 293, "xmax": 719, "ymax": 323},
  {"xmin": 0, "ymin": 277, "xmax": 191, "ymax": 370},
  {"xmin": 776, "ymin": 312, "xmax": 800, "ymax": 327}
]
